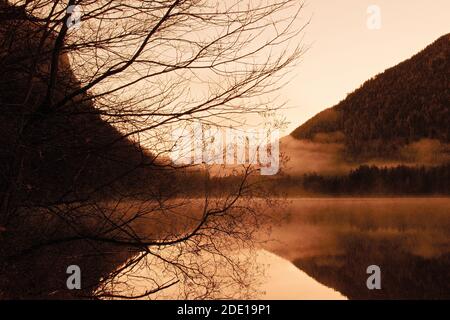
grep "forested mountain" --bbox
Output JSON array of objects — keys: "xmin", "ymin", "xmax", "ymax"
[{"xmin": 291, "ymin": 34, "xmax": 450, "ymax": 159}]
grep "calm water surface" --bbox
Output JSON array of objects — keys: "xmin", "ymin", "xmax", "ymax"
[{"xmin": 263, "ymin": 198, "xmax": 450, "ymax": 299}]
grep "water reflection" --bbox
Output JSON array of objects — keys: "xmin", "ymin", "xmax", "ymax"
[
  {"xmin": 264, "ymin": 198, "xmax": 450, "ymax": 299},
  {"xmin": 254, "ymin": 250, "xmax": 346, "ymax": 300},
  {"xmin": 106, "ymin": 249, "xmax": 347, "ymax": 300}
]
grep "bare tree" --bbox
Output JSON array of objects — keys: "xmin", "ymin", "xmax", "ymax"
[{"xmin": 0, "ymin": 0, "xmax": 305, "ymax": 299}]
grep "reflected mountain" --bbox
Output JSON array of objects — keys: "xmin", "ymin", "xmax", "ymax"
[
  {"xmin": 293, "ymin": 235, "xmax": 450, "ymax": 299},
  {"xmin": 264, "ymin": 198, "xmax": 450, "ymax": 299}
]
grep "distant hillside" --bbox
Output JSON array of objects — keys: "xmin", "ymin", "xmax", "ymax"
[
  {"xmin": 0, "ymin": 5, "xmax": 159, "ymax": 203},
  {"xmin": 291, "ymin": 34, "xmax": 450, "ymax": 159}
]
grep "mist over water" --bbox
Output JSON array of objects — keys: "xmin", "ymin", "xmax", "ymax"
[
  {"xmin": 280, "ymin": 136, "xmax": 350, "ymax": 175},
  {"xmin": 262, "ymin": 198, "xmax": 450, "ymax": 299},
  {"xmin": 112, "ymin": 197, "xmax": 450, "ymax": 300},
  {"xmin": 281, "ymin": 136, "xmax": 450, "ymax": 176}
]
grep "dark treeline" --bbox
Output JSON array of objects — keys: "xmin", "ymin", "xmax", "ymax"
[
  {"xmin": 179, "ymin": 163, "xmax": 450, "ymax": 196},
  {"xmin": 276, "ymin": 163, "xmax": 450, "ymax": 195}
]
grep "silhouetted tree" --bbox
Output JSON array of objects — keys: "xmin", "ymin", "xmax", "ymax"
[{"xmin": 0, "ymin": 0, "xmax": 305, "ymax": 299}]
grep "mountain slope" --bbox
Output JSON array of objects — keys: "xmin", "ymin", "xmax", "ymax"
[
  {"xmin": 0, "ymin": 5, "xmax": 158, "ymax": 204},
  {"xmin": 291, "ymin": 34, "xmax": 450, "ymax": 159}
]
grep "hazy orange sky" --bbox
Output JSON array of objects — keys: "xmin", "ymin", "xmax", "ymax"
[{"xmin": 280, "ymin": 0, "xmax": 450, "ymax": 134}]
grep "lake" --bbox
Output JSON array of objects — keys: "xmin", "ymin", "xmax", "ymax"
[
  {"xmin": 263, "ymin": 197, "xmax": 450, "ymax": 299},
  {"xmin": 106, "ymin": 197, "xmax": 450, "ymax": 300}
]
